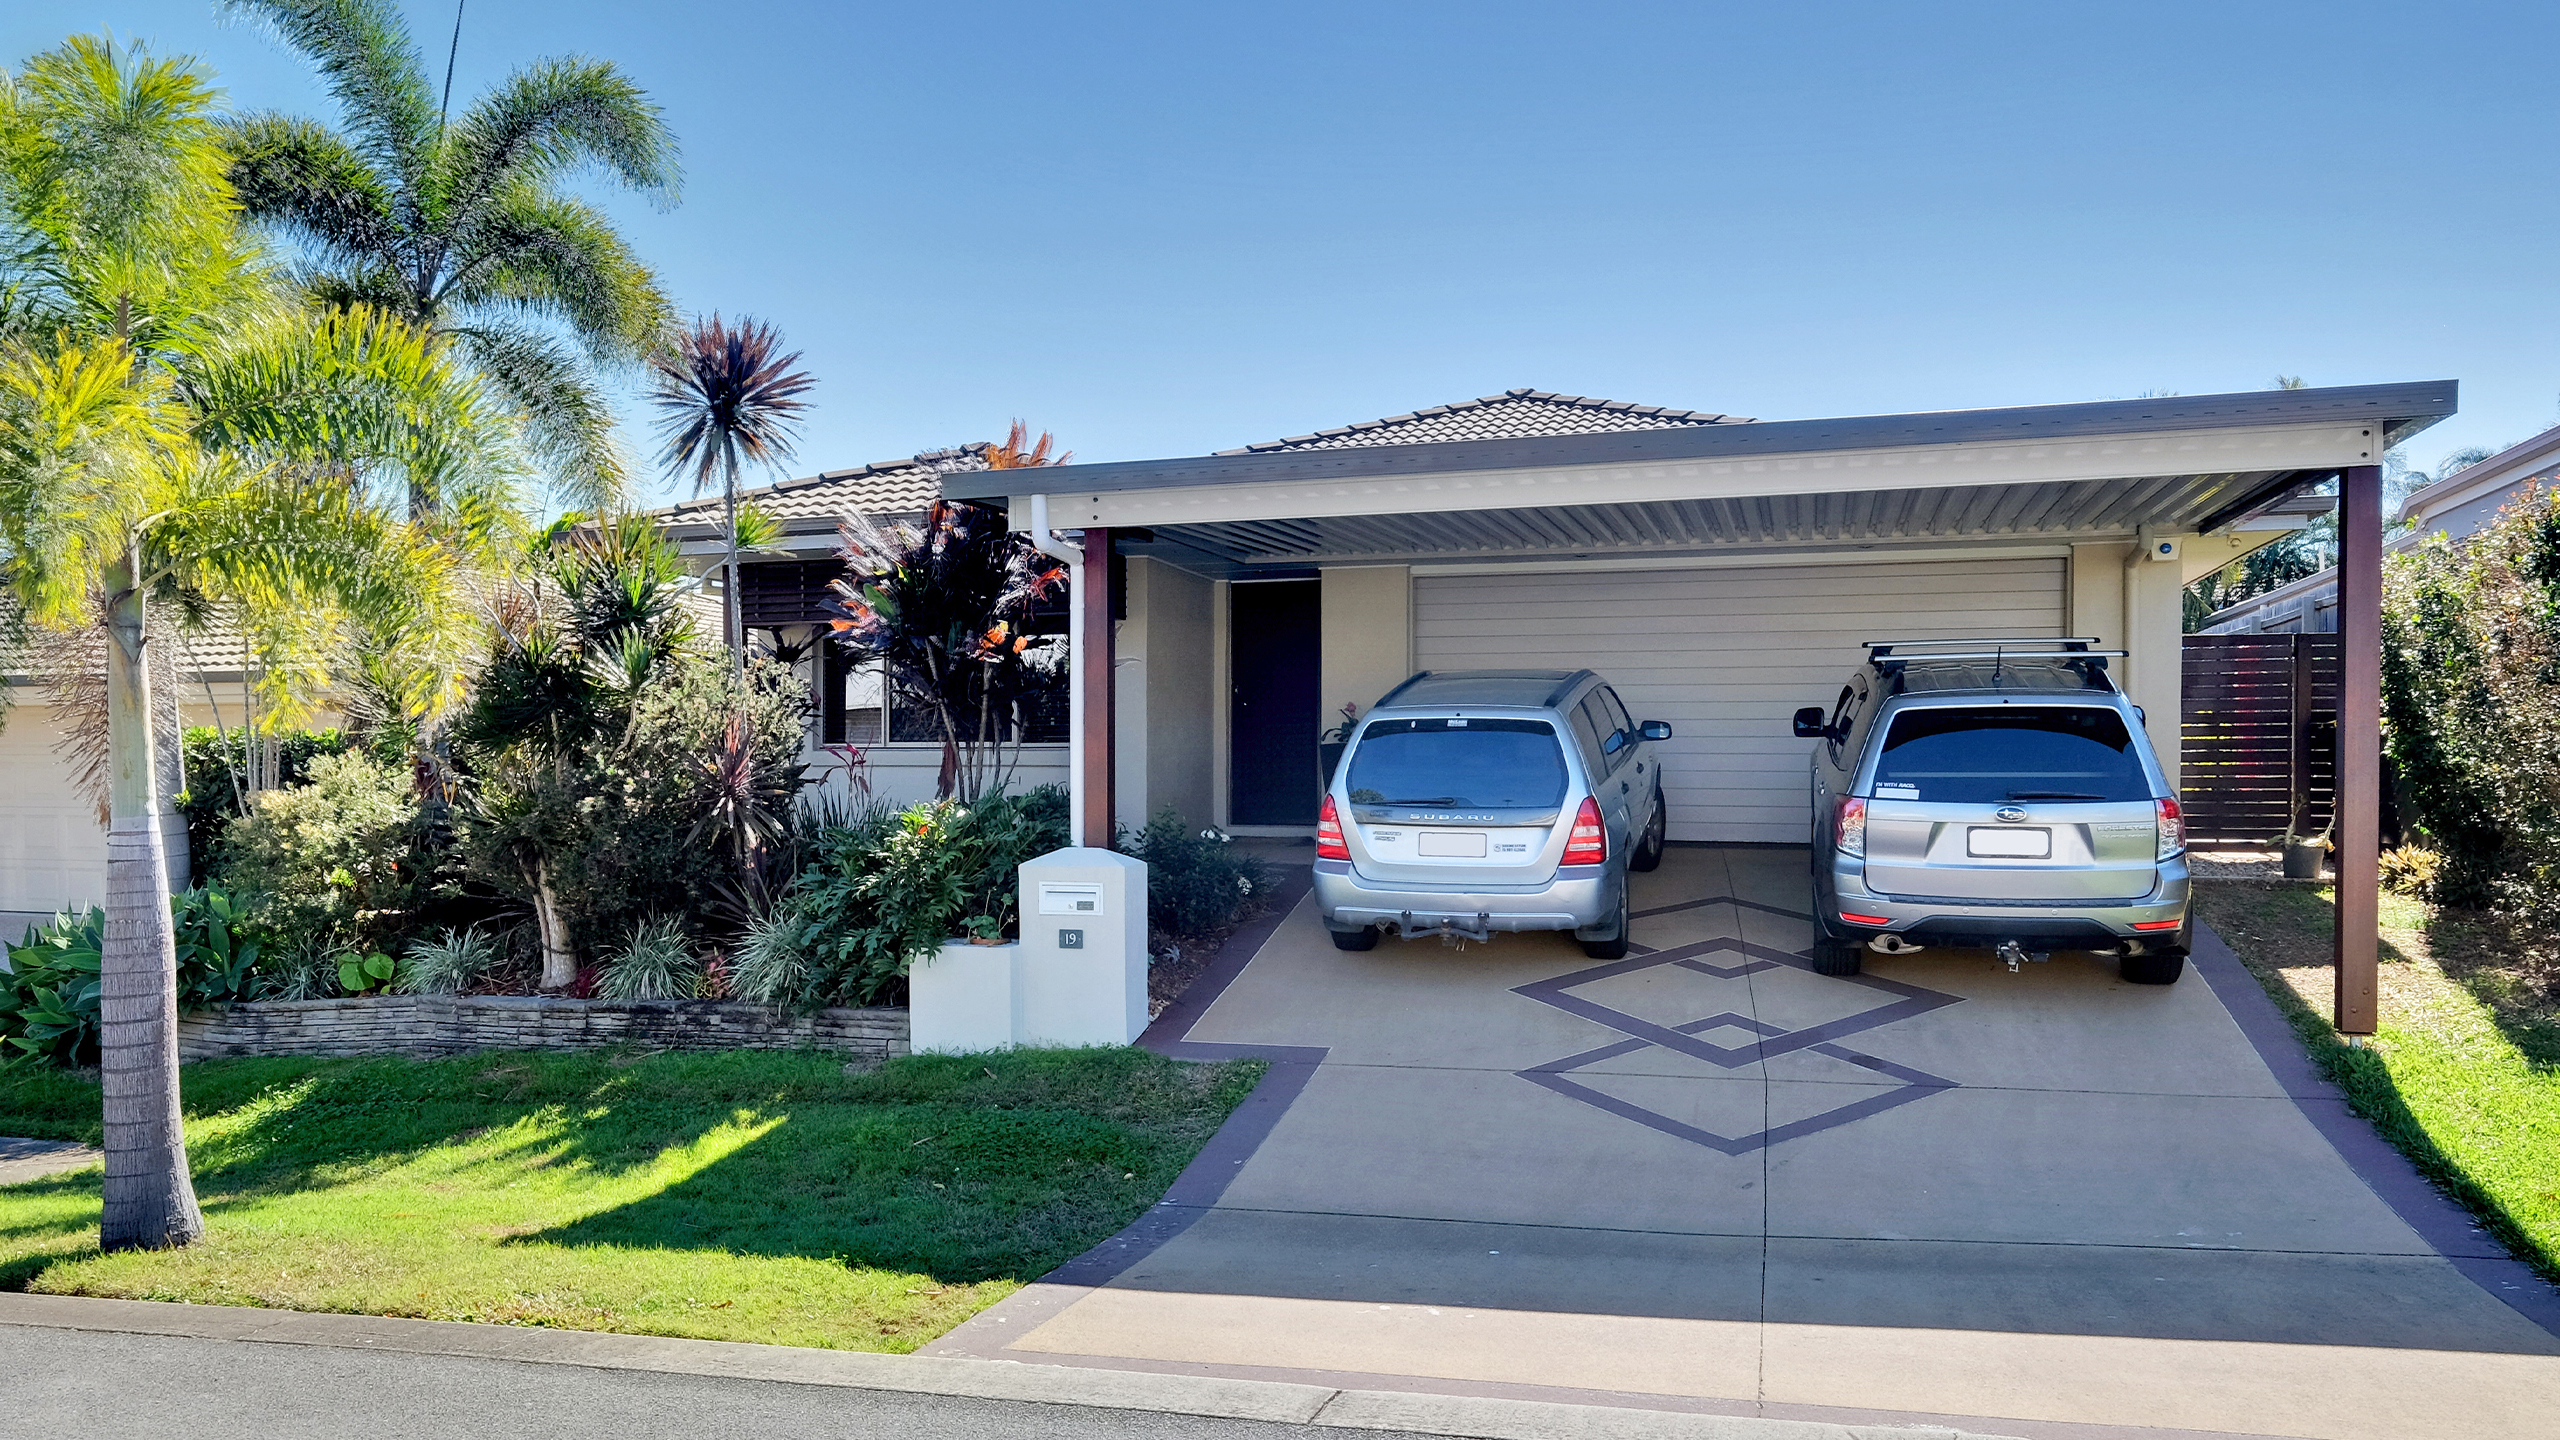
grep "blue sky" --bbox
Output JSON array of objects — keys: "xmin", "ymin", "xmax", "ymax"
[{"xmin": 8, "ymin": 1, "xmax": 2553, "ymax": 504}]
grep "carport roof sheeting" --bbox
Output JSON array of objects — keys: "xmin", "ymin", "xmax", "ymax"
[{"xmin": 948, "ymin": 381, "xmax": 2456, "ymax": 571}]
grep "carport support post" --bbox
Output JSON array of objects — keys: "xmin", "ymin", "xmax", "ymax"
[
  {"xmin": 1079, "ymin": 526, "xmax": 1116, "ymax": 846},
  {"xmin": 2333, "ymin": 464, "xmax": 2382, "ymax": 1037}
]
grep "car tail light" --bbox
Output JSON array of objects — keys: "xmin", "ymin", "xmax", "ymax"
[
  {"xmin": 1835, "ymin": 796, "xmax": 1867, "ymax": 857},
  {"xmin": 2154, "ymin": 797, "xmax": 2185, "ymax": 860},
  {"xmin": 2131, "ymin": 918, "xmax": 2185, "ymax": 931},
  {"xmin": 1316, "ymin": 793, "xmax": 1349, "ymax": 860},
  {"xmin": 1562, "ymin": 796, "xmax": 1607, "ymax": 866},
  {"xmin": 1840, "ymin": 910, "xmax": 1890, "ymax": 926}
]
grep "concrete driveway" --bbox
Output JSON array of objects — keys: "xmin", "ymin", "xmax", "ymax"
[{"xmin": 932, "ymin": 848, "xmax": 2560, "ymax": 1440}]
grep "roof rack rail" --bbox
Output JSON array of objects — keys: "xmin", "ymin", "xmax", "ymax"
[
  {"xmin": 1863, "ymin": 637, "xmax": 2100, "ymax": 654},
  {"xmin": 1870, "ymin": 649, "xmax": 2125, "ymax": 664}
]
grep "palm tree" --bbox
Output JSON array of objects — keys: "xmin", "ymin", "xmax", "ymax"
[
  {"xmin": 0, "ymin": 34, "xmax": 499, "ymax": 1250},
  {"xmin": 648, "ymin": 314, "xmax": 815, "ymax": 670},
  {"xmin": 216, "ymin": 0, "xmax": 679, "ymax": 513}
]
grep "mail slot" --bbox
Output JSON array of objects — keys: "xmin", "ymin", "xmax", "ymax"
[{"xmin": 1037, "ymin": 881, "xmax": 1105, "ymax": 915}]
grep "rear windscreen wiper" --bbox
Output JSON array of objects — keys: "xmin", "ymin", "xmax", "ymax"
[{"xmin": 2007, "ymin": 790, "xmax": 2104, "ymax": 800}]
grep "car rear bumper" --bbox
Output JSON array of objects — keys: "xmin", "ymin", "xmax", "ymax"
[
  {"xmin": 1825, "ymin": 856, "xmax": 2191, "ymax": 950},
  {"xmin": 1314, "ymin": 859, "xmax": 1614, "ymax": 935}
]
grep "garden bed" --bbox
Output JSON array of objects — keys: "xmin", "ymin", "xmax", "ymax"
[
  {"xmin": 176, "ymin": 995, "xmax": 907, "ymax": 1063},
  {"xmin": 0, "ymin": 1045, "xmax": 1265, "ymax": 1351},
  {"xmin": 2193, "ymin": 880, "xmax": 2560, "ymax": 1281}
]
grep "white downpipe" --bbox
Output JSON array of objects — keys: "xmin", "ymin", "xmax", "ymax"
[{"xmin": 1028, "ymin": 494, "xmax": 1088, "ymax": 848}]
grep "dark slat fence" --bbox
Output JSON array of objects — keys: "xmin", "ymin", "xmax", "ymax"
[{"xmin": 2181, "ymin": 633, "xmax": 2339, "ymax": 847}]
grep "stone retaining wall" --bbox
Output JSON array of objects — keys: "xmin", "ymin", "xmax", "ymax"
[{"xmin": 177, "ymin": 995, "xmax": 909, "ymax": 1063}]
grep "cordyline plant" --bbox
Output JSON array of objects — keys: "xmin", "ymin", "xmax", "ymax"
[
  {"xmin": 648, "ymin": 313, "xmax": 814, "ymax": 668},
  {"xmin": 0, "ymin": 34, "xmax": 502, "ymax": 1250},
  {"xmin": 830, "ymin": 497, "xmax": 1067, "ymax": 801}
]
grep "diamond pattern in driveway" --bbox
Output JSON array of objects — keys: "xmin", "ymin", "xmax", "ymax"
[{"xmin": 930, "ymin": 848, "xmax": 2560, "ymax": 1440}]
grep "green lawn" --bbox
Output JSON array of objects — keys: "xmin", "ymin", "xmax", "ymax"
[
  {"xmin": 0, "ymin": 1045, "xmax": 1262, "ymax": 1350},
  {"xmin": 2195, "ymin": 881, "xmax": 2560, "ymax": 1281}
]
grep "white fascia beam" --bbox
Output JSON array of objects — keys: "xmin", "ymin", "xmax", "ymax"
[{"xmin": 1009, "ymin": 421, "xmax": 2383, "ymax": 532}]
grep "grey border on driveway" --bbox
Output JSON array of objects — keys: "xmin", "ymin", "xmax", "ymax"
[{"xmin": 928, "ymin": 848, "xmax": 2560, "ymax": 1440}]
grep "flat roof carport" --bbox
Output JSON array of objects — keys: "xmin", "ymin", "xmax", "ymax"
[{"xmin": 948, "ymin": 380, "xmax": 2459, "ymax": 1036}]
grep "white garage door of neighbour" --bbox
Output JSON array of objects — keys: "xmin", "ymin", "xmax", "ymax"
[
  {"xmin": 0, "ymin": 707, "xmax": 109, "ymax": 916},
  {"xmin": 1411, "ymin": 558, "xmax": 2069, "ymax": 844}
]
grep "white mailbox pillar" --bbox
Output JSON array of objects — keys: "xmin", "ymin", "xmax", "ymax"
[{"xmin": 1017, "ymin": 847, "xmax": 1149, "ymax": 1047}]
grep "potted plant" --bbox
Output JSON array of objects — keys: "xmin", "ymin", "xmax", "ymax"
[{"xmin": 1318, "ymin": 701, "xmax": 1360, "ymax": 794}]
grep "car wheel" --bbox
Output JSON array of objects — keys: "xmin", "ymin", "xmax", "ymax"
[
  {"xmin": 1629, "ymin": 791, "xmax": 1667, "ymax": 873},
  {"xmin": 1328, "ymin": 925, "xmax": 1380, "ymax": 952},
  {"xmin": 1810, "ymin": 937, "xmax": 1863, "ymax": 976},
  {"xmin": 1579, "ymin": 886, "xmax": 1631, "ymax": 960},
  {"xmin": 2120, "ymin": 950, "xmax": 2185, "ymax": 985}
]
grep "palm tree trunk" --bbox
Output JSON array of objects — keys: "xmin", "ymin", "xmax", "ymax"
[
  {"xmin": 531, "ymin": 860, "xmax": 576, "ymax": 991},
  {"xmin": 98, "ymin": 548, "xmax": 205, "ymax": 1252}
]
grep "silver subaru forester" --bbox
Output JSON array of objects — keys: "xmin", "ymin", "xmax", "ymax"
[
  {"xmin": 1796, "ymin": 638, "xmax": 2192, "ymax": 984},
  {"xmin": 1315, "ymin": 670, "xmax": 1673, "ymax": 957}
]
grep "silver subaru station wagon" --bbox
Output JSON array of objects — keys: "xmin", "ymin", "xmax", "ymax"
[
  {"xmin": 1795, "ymin": 639, "xmax": 2192, "ymax": 985},
  {"xmin": 1315, "ymin": 670, "xmax": 1673, "ymax": 958}
]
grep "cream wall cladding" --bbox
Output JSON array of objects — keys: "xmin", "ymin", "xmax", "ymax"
[
  {"xmin": 1412, "ymin": 557, "xmax": 2068, "ymax": 844},
  {"xmin": 1319, "ymin": 565, "xmax": 1414, "ymax": 722}
]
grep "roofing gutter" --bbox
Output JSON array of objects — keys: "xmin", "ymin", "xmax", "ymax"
[{"xmin": 944, "ymin": 381, "xmax": 2457, "ymax": 504}]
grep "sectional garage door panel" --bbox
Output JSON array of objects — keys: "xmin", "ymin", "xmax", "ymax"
[
  {"xmin": 1411, "ymin": 559, "xmax": 2069, "ymax": 844},
  {"xmin": 0, "ymin": 706, "xmax": 108, "ymax": 915}
]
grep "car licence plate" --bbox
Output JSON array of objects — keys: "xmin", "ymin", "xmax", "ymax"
[
  {"xmin": 1967, "ymin": 826, "xmax": 2051, "ymax": 858},
  {"xmin": 1417, "ymin": 831, "xmax": 1489, "ymax": 858}
]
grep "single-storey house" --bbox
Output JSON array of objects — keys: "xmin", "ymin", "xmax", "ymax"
[{"xmin": 2199, "ymin": 419, "xmax": 2560, "ymax": 635}]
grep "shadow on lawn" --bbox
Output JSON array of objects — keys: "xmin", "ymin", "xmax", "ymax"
[
  {"xmin": 2200, "ymin": 881, "xmax": 2559, "ymax": 1283},
  {"xmin": 2419, "ymin": 905, "xmax": 2560, "ymax": 1074}
]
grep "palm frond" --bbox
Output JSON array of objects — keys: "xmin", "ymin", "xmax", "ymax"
[
  {"xmin": 437, "ymin": 54, "xmax": 679, "ymax": 215},
  {"xmin": 444, "ymin": 186, "xmax": 672, "ymax": 363},
  {"xmin": 219, "ymin": 111, "xmax": 403, "ymax": 278},
  {"xmin": 449, "ymin": 320, "xmax": 630, "ymax": 512},
  {"xmin": 217, "ymin": 0, "xmax": 436, "ymax": 196},
  {"xmin": 648, "ymin": 314, "xmax": 815, "ymax": 498}
]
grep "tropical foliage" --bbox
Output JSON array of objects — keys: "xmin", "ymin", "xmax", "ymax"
[
  {"xmin": 830, "ymin": 501, "xmax": 1068, "ymax": 800},
  {"xmin": 739, "ymin": 787, "xmax": 1069, "ymax": 1008},
  {"xmin": 218, "ymin": 0, "xmax": 679, "ymax": 511},
  {"xmin": 2, "ymin": 886, "xmax": 264, "ymax": 1066},
  {"xmin": 2380, "ymin": 480, "xmax": 2560, "ymax": 915},
  {"xmin": 650, "ymin": 313, "xmax": 814, "ymax": 659}
]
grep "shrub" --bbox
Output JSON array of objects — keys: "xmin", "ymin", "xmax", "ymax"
[
  {"xmin": 2380, "ymin": 480, "xmax": 2560, "ymax": 914},
  {"xmin": 1, "ymin": 886, "xmax": 266, "ymax": 1066},
  {"xmin": 399, "ymin": 925, "xmax": 507, "ymax": 995},
  {"xmin": 1123, "ymin": 810, "xmax": 1271, "ymax": 939},
  {"xmin": 177, "ymin": 727, "xmax": 354, "ymax": 870},
  {"xmin": 216, "ymin": 749, "xmax": 427, "ymax": 954},
  {"xmin": 2380, "ymin": 845, "xmax": 2445, "ymax": 900},
  {"xmin": 595, "ymin": 916, "xmax": 700, "ymax": 1000},
  {"xmin": 759, "ymin": 786, "xmax": 1068, "ymax": 1007}
]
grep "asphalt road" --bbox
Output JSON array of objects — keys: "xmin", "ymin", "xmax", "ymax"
[{"xmin": 0, "ymin": 1327, "xmax": 1451, "ymax": 1440}]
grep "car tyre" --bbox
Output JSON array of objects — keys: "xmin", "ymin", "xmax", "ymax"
[
  {"xmin": 1629, "ymin": 790, "xmax": 1668, "ymax": 873},
  {"xmin": 1328, "ymin": 925, "xmax": 1380, "ymax": 952},
  {"xmin": 2120, "ymin": 950, "xmax": 2186, "ymax": 985},
  {"xmin": 1579, "ymin": 886, "xmax": 1631, "ymax": 960},
  {"xmin": 1810, "ymin": 937, "xmax": 1864, "ymax": 976}
]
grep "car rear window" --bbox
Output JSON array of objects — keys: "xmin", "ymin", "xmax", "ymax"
[
  {"xmin": 1871, "ymin": 706, "xmax": 2151, "ymax": 804},
  {"xmin": 1346, "ymin": 719, "xmax": 1568, "ymax": 809}
]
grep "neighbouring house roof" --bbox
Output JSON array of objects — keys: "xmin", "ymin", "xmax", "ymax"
[
  {"xmin": 1215, "ymin": 388, "xmax": 1752, "ymax": 455},
  {"xmin": 650, "ymin": 443, "xmax": 992, "ymax": 534}
]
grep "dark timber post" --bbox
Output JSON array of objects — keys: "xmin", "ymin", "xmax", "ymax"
[
  {"xmin": 2334, "ymin": 465, "xmax": 2383, "ymax": 1036},
  {"xmin": 1079, "ymin": 527, "xmax": 1115, "ymax": 848}
]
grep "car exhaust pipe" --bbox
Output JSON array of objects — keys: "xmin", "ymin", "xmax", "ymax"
[{"xmin": 1867, "ymin": 933, "xmax": 1928, "ymax": 956}]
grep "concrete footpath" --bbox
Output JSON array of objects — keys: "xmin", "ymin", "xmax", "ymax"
[{"xmin": 0, "ymin": 1292, "xmax": 2015, "ymax": 1440}]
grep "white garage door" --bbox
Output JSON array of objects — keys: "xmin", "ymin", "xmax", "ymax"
[
  {"xmin": 0, "ymin": 706, "xmax": 108, "ymax": 918},
  {"xmin": 1413, "ymin": 558, "xmax": 2069, "ymax": 844}
]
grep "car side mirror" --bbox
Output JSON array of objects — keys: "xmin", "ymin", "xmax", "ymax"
[
  {"xmin": 1639, "ymin": 720, "xmax": 1673, "ymax": 741},
  {"xmin": 1791, "ymin": 706, "xmax": 1828, "ymax": 739}
]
